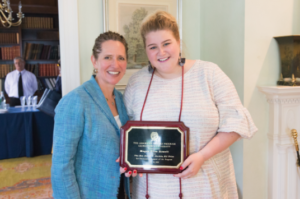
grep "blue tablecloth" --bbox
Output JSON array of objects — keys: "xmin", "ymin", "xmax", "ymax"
[{"xmin": 0, "ymin": 107, "xmax": 54, "ymax": 160}]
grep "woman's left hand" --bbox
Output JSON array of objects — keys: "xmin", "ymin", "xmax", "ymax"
[
  {"xmin": 173, "ymin": 151, "xmax": 205, "ymax": 179},
  {"xmin": 116, "ymin": 157, "xmax": 138, "ymax": 177}
]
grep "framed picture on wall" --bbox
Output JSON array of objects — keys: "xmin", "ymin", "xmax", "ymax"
[{"xmin": 103, "ymin": 0, "xmax": 182, "ymax": 91}]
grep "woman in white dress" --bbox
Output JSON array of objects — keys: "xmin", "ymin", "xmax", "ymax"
[{"xmin": 123, "ymin": 11, "xmax": 257, "ymax": 199}]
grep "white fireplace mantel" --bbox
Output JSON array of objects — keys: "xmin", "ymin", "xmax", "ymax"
[{"xmin": 258, "ymin": 86, "xmax": 300, "ymax": 199}]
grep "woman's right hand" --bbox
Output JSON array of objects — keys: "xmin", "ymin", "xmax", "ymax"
[{"xmin": 116, "ymin": 157, "xmax": 141, "ymax": 177}]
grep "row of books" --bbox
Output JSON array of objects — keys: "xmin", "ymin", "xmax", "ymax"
[
  {"xmin": 39, "ymin": 64, "xmax": 59, "ymax": 77},
  {"xmin": 23, "ymin": 43, "xmax": 60, "ymax": 60},
  {"xmin": 0, "ymin": 33, "xmax": 19, "ymax": 44},
  {"xmin": 0, "ymin": 64, "xmax": 14, "ymax": 78},
  {"xmin": 26, "ymin": 63, "xmax": 59, "ymax": 77},
  {"xmin": 25, "ymin": 64, "xmax": 38, "ymax": 77},
  {"xmin": 22, "ymin": 17, "xmax": 54, "ymax": 29},
  {"xmin": 0, "ymin": 47, "xmax": 20, "ymax": 60},
  {"xmin": 0, "ymin": 63, "xmax": 59, "ymax": 78},
  {"xmin": 39, "ymin": 78, "xmax": 57, "ymax": 90}
]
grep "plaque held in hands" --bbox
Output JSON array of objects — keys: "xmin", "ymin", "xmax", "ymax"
[
  {"xmin": 120, "ymin": 121, "xmax": 189, "ymax": 174},
  {"xmin": 120, "ymin": 67, "xmax": 189, "ymax": 174}
]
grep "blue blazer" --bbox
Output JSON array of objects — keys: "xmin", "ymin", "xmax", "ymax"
[{"xmin": 51, "ymin": 76, "xmax": 130, "ymax": 199}]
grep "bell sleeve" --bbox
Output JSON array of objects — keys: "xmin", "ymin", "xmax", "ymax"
[{"xmin": 210, "ymin": 64, "xmax": 258, "ymax": 139}]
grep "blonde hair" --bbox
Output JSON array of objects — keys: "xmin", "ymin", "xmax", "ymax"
[{"xmin": 140, "ymin": 11, "xmax": 180, "ymax": 46}]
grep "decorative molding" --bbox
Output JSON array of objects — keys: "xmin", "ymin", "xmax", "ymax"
[
  {"xmin": 258, "ymin": 86, "xmax": 300, "ymax": 104},
  {"xmin": 267, "ymin": 133, "xmax": 295, "ymax": 142},
  {"xmin": 259, "ymin": 86, "xmax": 300, "ymax": 199},
  {"xmin": 258, "ymin": 86, "xmax": 300, "ymax": 96},
  {"xmin": 276, "ymin": 143, "xmax": 295, "ymax": 151},
  {"xmin": 266, "ymin": 98, "xmax": 300, "ymax": 104}
]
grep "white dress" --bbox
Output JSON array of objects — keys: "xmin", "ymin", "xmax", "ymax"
[{"xmin": 123, "ymin": 60, "xmax": 257, "ymax": 199}]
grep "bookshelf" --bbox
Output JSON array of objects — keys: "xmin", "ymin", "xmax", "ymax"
[{"xmin": 0, "ymin": 2, "xmax": 59, "ymax": 102}]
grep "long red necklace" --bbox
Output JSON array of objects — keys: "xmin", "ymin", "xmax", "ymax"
[{"xmin": 140, "ymin": 65, "xmax": 185, "ymax": 199}]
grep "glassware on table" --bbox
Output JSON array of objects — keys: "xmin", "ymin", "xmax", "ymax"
[
  {"xmin": 2, "ymin": 99, "xmax": 6, "ymax": 108},
  {"xmin": 20, "ymin": 96, "xmax": 26, "ymax": 107},
  {"xmin": 32, "ymin": 96, "xmax": 38, "ymax": 108},
  {"xmin": 3, "ymin": 104, "xmax": 9, "ymax": 110},
  {"xmin": 0, "ymin": 91, "xmax": 4, "ymax": 109},
  {"xmin": 26, "ymin": 96, "xmax": 32, "ymax": 106}
]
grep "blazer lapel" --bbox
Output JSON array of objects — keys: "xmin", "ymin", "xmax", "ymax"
[{"xmin": 83, "ymin": 76, "xmax": 120, "ymax": 132}]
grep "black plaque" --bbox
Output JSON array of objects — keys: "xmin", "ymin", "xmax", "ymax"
[
  {"xmin": 120, "ymin": 121, "xmax": 189, "ymax": 174},
  {"xmin": 127, "ymin": 127, "xmax": 182, "ymax": 167}
]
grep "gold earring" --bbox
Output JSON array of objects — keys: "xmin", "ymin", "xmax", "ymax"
[{"xmin": 93, "ymin": 69, "xmax": 98, "ymax": 74}]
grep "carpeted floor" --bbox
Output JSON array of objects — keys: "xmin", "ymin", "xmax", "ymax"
[{"xmin": 0, "ymin": 155, "xmax": 53, "ymax": 199}]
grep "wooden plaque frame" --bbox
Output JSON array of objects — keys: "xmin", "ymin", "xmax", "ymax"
[{"xmin": 120, "ymin": 121, "xmax": 189, "ymax": 174}]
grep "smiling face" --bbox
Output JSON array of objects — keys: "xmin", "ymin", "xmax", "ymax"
[
  {"xmin": 91, "ymin": 40, "xmax": 127, "ymax": 87},
  {"xmin": 145, "ymin": 29, "xmax": 181, "ymax": 76}
]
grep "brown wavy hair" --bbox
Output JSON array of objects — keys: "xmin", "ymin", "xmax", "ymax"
[{"xmin": 92, "ymin": 31, "xmax": 128, "ymax": 59}]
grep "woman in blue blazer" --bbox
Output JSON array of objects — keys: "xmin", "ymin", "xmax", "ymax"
[{"xmin": 51, "ymin": 31, "xmax": 131, "ymax": 199}]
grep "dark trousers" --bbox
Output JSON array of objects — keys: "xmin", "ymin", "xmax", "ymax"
[
  {"xmin": 9, "ymin": 97, "xmax": 21, "ymax": 107},
  {"xmin": 118, "ymin": 174, "xmax": 126, "ymax": 199}
]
